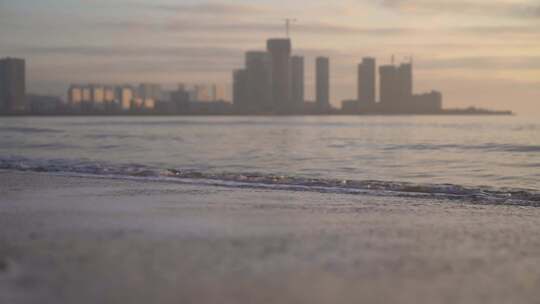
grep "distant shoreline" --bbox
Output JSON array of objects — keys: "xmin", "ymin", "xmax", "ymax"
[{"xmin": 0, "ymin": 110, "xmax": 514, "ymax": 117}]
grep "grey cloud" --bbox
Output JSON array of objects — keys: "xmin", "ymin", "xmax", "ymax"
[
  {"xmin": 98, "ymin": 18, "xmax": 539, "ymax": 37},
  {"xmin": 140, "ymin": 2, "xmax": 271, "ymax": 15},
  {"xmin": 378, "ymin": 0, "xmax": 540, "ymax": 18},
  {"xmin": 11, "ymin": 45, "xmax": 242, "ymax": 59},
  {"xmin": 161, "ymin": 16, "xmax": 421, "ymax": 36},
  {"xmin": 418, "ymin": 56, "xmax": 540, "ymax": 70}
]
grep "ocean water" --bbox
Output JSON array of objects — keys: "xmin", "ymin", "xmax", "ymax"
[{"xmin": 1, "ymin": 115, "xmax": 539, "ymax": 203}]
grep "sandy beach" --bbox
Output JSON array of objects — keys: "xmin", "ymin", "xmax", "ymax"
[{"xmin": 1, "ymin": 170, "xmax": 540, "ymax": 304}]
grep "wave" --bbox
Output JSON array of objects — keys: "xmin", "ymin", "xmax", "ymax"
[
  {"xmin": 386, "ymin": 143, "xmax": 540, "ymax": 153},
  {"xmin": 0, "ymin": 127, "xmax": 63, "ymax": 134},
  {"xmin": 0, "ymin": 156, "xmax": 539, "ymax": 206}
]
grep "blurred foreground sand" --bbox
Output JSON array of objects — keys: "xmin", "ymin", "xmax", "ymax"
[{"xmin": 1, "ymin": 171, "xmax": 540, "ymax": 304}]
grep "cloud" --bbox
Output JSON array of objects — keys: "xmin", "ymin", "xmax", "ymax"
[
  {"xmin": 139, "ymin": 2, "xmax": 272, "ymax": 15},
  {"xmin": 9, "ymin": 45, "xmax": 243, "ymax": 59},
  {"xmin": 99, "ymin": 19, "xmax": 416, "ymax": 36},
  {"xmin": 418, "ymin": 56, "xmax": 540, "ymax": 70},
  {"xmin": 98, "ymin": 18, "xmax": 540, "ymax": 39},
  {"xmin": 378, "ymin": 0, "xmax": 540, "ymax": 18}
]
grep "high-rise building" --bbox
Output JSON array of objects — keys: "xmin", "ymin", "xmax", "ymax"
[
  {"xmin": 379, "ymin": 65, "xmax": 398, "ymax": 108},
  {"xmin": 138, "ymin": 83, "xmax": 162, "ymax": 101},
  {"xmin": 81, "ymin": 86, "xmax": 91, "ymax": 102},
  {"xmin": 233, "ymin": 69, "xmax": 249, "ymax": 112},
  {"xmin": 267, "ymin": 39, "xmax": 292, "ymax": 113},
  {"xmin": 358, "ymin": 57, "xmax": 376, "ymax": 104},
  {"xmin": 116, "ymin": 86, "xmax": 134, "ymax": 111},
  {"xmin": 0, "ymin": 58, "xmax": 26, "ymax": 113},
  {"xmin": 90, "ymin": 85, "xmax": 105, "ymax": 104},
  {"xmin": 171, "ymin": 85, "xmax": 191, "ymax": 114},
  {"xmin": 379, "ymin": 62, "xmax": 413, "ymax": 112},
  {"xmin": 316, "ymin": 57, "xmax": 330, "ymax": 109},
  {"xmin": 397, "ymin": 63, "xmax": 413, "ymax": 100},
  {"xmin": 246, "ymin": 51, "xmax": 273, "ymax": 113},
  {"xmin": 68, "ymin": 85, "xmax": 83, "ymax": 105},
  {"xmin": 290, "ymin": 56, "xmax": 304, "ymax": 110},
  {"xmin": 104, "ymin": 86, "xmax": 115, "ymax": 102},
  {"xmin": 90, "ymin": 85, "xmax": 105, "ymax": 111},
  {"xmin": 191, "ymin": 84, "xmax": 217, "ymax": 102}
]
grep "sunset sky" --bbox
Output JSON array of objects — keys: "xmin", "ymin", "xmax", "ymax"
[{"xmin": 1, "ymin": 0, "xmax": 539, "ymax": 114}]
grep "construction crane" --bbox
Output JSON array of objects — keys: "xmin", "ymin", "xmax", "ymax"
[{"xmin": 283, "ymin": 18, "xmax": 297, "ymax": 38}]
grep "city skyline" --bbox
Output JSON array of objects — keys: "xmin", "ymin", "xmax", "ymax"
[
  {"xmin": 1, "ymin": 0, "xmax": 539, "ymax": 115},
  {"xmin": 0, "ymin": 46, "xmax": 511, "ymax": 115}
]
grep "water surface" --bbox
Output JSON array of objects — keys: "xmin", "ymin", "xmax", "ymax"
[{"xmin": 1, "ymin": 115, "xmax": 538, "ymax": 192}]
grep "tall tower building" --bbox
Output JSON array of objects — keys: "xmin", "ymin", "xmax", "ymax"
[
  {"xmin": 358, "ymin": 57, "xmax": 376, "ymax": 104},
  {"xmin": 116, "ymin": 86, "xmax": 134, "ymax": 111},
  {"xmin": 380, "ymin": 62, "xmax": 414, "ymax": 112},
  {"xmin": 0, "ymin": 58, "xmax": 26, "ymax": 113},
  {"xmin": 233, "ymin": 69, "xmax": 249, "ymax": 112},
  {"xmin": 316, "ymin": 57, "xmax": 330, "ymax": 109},
  {"xmin": 245, "ymin": 51, "xmax": 273, "ymax": 113},
  {"xmin": 290, "ymin": 55, "xmax": 304, "ymax": 110},
  {"xmin": 397, "ymin": 63, "xmax": 413, "ymax": 100},
  {"xmin": 138, "ymin": 83, "xmax": 162, "ymax": 102},
  {"xmin": 267, "ymin": 39, "xmax": 292, "ymax": 113},
  {"xmin": 68, "ymin": 85, "xmax": 83, "ymax": 106},
  {"xmin": 379, "ymin": 65, "xmax": 398, "ymax": 110}
]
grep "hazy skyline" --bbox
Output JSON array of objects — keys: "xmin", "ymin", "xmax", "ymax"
[{"xmin": 1, "ymin": 0, "xmax": 539, "ymax": 114}]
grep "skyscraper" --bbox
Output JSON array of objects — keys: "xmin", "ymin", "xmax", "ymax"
[
  {"xmin": 68, "ymin": 85, "xmax": 83, "ymax": 106},
  {"xmin": 138, "ymin": 83, "xmax": 162, "ymax": 102},
  {"xmin": 397, "ymin": 63, "xmax": 413, "ymax": 100},
  {"xmin": 246, "ymin": 51, "xmax": 273, "ymax": 113},
  {"xmin": 0, "ymin": 58, "xmax": 26, "ymax": 113},
  {"xmin": 379, "ymin": 65, "xmax": 399, "ymax": 110},
  {"xmin": 116, "ymin": 86, "xmax": 134, "ymax": 111},
  {"xmin": 267, "ymin": 39, "xmax": 292, "ymax": 113},
  {"xmin": 316, "ymin": 57, "xmax": 330, "ymax": 109},
  {"xmin": 380, "ymin": 62, "xmax": 413, "ymax": 112},
  {"xmin": 290, "ymin": 56, "xmax": 304, "ymax": 110},
  {"xmin": 358, "ymin": 57, "xmax": 376, "ymax": 104},
  {"xmin": 233, "ymin": 69, "xmax": 249, "ymax": 113}
]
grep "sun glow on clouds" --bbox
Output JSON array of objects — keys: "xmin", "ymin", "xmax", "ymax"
[{"xmin": 1, "ymin": 0, "xmax": 539, "ymax": 114}]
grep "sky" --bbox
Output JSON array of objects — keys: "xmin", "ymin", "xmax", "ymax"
[{"xmin": 1, "ymin": 0, "xmax": 539, "ymax": 114}]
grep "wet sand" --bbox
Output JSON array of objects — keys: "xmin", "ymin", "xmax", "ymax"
[{"xmin": 1, "ymin": 171, "xmax": 540, "ymax": 304}]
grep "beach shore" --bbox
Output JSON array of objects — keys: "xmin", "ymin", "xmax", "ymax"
[{"xmin": 1, "ymin": 171, "xmax": 540, "ymax": 304}]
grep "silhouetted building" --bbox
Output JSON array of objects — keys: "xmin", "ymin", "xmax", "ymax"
[
  {"xmin": 397, "ymin": 63, "xmax": 413, "ymax": 101},
  {"xmin": 68, "ymin": 85, "xmax": 83, "ymax": 107},
  {"xmin": 190, "ymin": 84, "xmax": 217, "ymax": 102},
  {"xmin": 245, "ymin": 51, "xmax": 273, "ymax": 113},
  {"xmin": 0, "ymin": 58, "xmax": 26, "ymax": 113},
  {"xmin": 411, "ymin": 91, "xmax": 442, "ymax": 113},
  {"xmin": 28, "ymin": 94, "xmax": 61, "ymax": 114},
  {"xmin": 316, "ymin": 57, "xmax": 330, "ymax": 109},
  {"xmin": 116, "ymin": 86, "xmax": 134, "ymax": 111},
  {"xmin": 138, "ymin": 83, "xmax": 162, "ymax": 102},
  {"xmin": 81, "ymin": 86, "xmax": 91, "ymax": 102},
  {"xmin": 291, "ymin": 55, "xmax": 304, "ymax": 111},
  {"xmin": 358, "ymin": 57, "xmax": 376, "ymax": 104},
  {"xmin": 267, "ymin": 39, "xmax": 292, "ymax": 113},
  {"xmin": 171, "ymin": 85, "xmax": 191, "ymax": 114},
  {"xmin": 189, "ymin": 101, "xmax": 232, "ymax": 115},
  {"xmin": 379, "ymin": 64, "xmax": 398, "ymax": 110},
  {"xmin": 233, "ymin": 69, "xmax": 249, "ymax": 112},
  {"xmin": 91, "ymin": 85, "xmax": 105, "ymax": 103},
  {"xmin": 379, "ymin": 62, "xmax": 415, "ymax": 112}
]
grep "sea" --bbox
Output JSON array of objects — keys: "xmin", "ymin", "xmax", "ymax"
[{"xmin": 1, "ymin": 115, "xmax": 539, "ymax": 205}]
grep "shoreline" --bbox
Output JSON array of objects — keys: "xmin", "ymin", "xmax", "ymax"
[{"xmin": 0, "ymin": 112, "xmax": 514, "ymax": 117}]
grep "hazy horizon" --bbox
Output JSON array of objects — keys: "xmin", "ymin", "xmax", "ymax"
[{"xmin": 1, "ymin": 0, "xmax": 539, "ymax": 115}]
